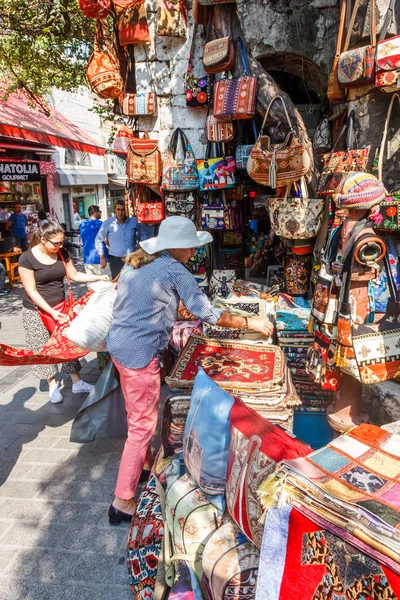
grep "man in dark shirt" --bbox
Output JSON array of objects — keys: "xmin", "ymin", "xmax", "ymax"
[{"xmin": 8, "ymin": 203, "xmax": 28, "ymax": 251}]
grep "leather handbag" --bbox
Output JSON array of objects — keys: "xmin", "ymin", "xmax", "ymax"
[
  {"xmin": 311, "ymin": 226, "xmax": 342, "ymax": 326},
  {"xmin": 268, "ymin": 179, "xmax": 324, "ymax": 240},
  {"xmin": 375, "ymin": 0, "xmax": 400, "ymax": 92},
  {"xmin": 205, "ymin": 115, "xmax": 234, "ymax": 143},
  {"xmin": 162, "ymin": 128, "xmax": 199, "ymax": 191},
  {"xmin": 122, "ymin": 92, "xmax": 157, "ymax": 116},
  {"xmin": 327, "ymin": 0, "xmax": 348, "ymax": 103},
  {"xmin": 247, "ymin": 94, "xmax": 310, "ymax": 188},
  {"xmin": 164, "ymin": 191, "xmax": 196, "ymax": 221},
  {"xmin": 186, "ymin": 23, "xmax": 209, "ymax": 108},
  {"xmin": 235, "ymin": 119, "xmax": 257, "ymax": 170},
  {"xmin": 136, "ymin": 186, "xmax": 165, "ymax": 224},
  {"xmin": 113, "ymin": 0, "xmax": 151, "ymax": 45},
  {"xmin": 203, "ymin": 28, "xmax": 235, "ymax": 74},
  {"xmin": 337, "ymin": 0, "xmax": 376, "ymax": 88},
  {"xmin": 157, "ymin": 0, "xmax": 188, "ymax": 38},
  {"xmin": 86, "ymin": 20, "xmax": 123, "ymax": 100},
  {"xmin": 112, "ymin": 124, "xmax": 135, "ymax": 154},
  {"xmin": 210, "ymin": 270, "xmax": 236, "ymax": 298},
  {"xmin": 78, "ymin": 0, "xmax": 110, "ymax": 18},
  {"xmin": 213, "ymin": 38, "xmax": 257, "ymax": 121},
  {"xmin": 126, "ymin": 133, "xmax": 162, "ymax": 184},
  {"xmin": 196, "ymin": 143, "xmax": 236, "ymax": 191},
  {"xmin": 38, "ymin": 251, "xmax": 74, "ymax": 334}
]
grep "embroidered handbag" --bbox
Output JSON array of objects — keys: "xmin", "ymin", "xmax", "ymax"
[
  {"xmin": 78, "ymin": 0, "xmax": 110, "ymax": 18},
  {"xmin": 113, "ymin": 0, "xmax": 150, "ymax": 45},
  {"xmin": 112, "ymin": 124, "xmax": 135, "ymax": 154},
  {"xmin": 284, "ymin": 252, "xmax": 311, "ymax": 297},
  {"xmin": 327, "ymin": 0, "xmax": 348, "ymax": 103},
  {"xmin": 375, "ymin": 0, "xmax": 400, "ymax": 92},
  {"xmin": 210, "ymin": 269, "xmax": 236, "ymax": 298},
  {"xmin": 164, "ymin": 191, "xmax": 196, "ymax": 221},
  {"xmin": 196, "ymin": 143, "xmax": 236, "ymax": 191},
  {"xmin": 201, "ymin": 203, "xmax": 225, "ymax": 230},
  {"xmin": 306, "ymin": 329, "xmax": 342, "ymax": 391},
  {"xmin": 311, "ymin": 226, "xmax": 342, "ymax": 326},
  {"xmin": 205, "ymin": 115, "xmax": 234, "ymax": 143},
  {"xmin": 247, "ymin": 95, "xmax": 310, "ymax": 188},
  {"xmin": 122, "ymin": 92, "xmax": 157, "ymax": 117},
  {"xmin": 337, "ymin": 0, "xmax": 376, "ymax": 89},
  {"xmin": 86, "ymin": 20, "xmax": 123, "ymax": 100},
  {"xmin": 162, "ymin": 128, "xmax": 199, "ymax": 191},
  {"xmin": 372, "ymin": 194, "xmax": 400, "ymax": 231},
  {"xmin": 136, "ymin": 186, "xmax": 165, "ymax": 224},
  {"xmin": 213, "ymin": 37, "xmax": 257, "ymax": 122},
  {"xmin": 186, "ymin": 246, "xmax": 209, "ymax": 274},
  {"xmin": 126, "ymin": 134, "xmax": 162, "ymax": 184},
  {"xmin": 235, "ymin": 119, "xmax": 257, "ymax": 170},
  {"xmin": 157, "ymin": 0, "xmax": 188, "ymax": 38},
  {"xmin": 203, "ymin": 36, "xmax": 235, "ymax": 74},
  {"xmin": 268, "ymin": 180, "xmax": 324, "ymax": 240},
  {"xmin": 186, "ymin": 23, "xmax": 209, "ymax": 108}
]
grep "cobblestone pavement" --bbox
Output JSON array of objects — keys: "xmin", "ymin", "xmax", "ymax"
[{"xmin": 0, "ymin": 265, "xmax": 159, "ymax": 600}]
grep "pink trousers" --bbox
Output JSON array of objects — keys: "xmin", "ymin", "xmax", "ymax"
[{"xmin": 113, "ymin": 356, "xmax": 160, "ymax": 500}]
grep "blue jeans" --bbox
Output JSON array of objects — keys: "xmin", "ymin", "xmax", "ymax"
[{"xmin": 15, "ymin": 236, "xmax": 28, "ymax": 252}]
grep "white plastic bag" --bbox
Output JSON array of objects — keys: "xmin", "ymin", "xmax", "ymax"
[{"xmin": 66, "ymin": 282, "xmax": 117, "ymax": 352}]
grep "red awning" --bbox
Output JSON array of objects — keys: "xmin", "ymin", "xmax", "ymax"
[{"xmin": 0, "ymin": 91, "xmax": 105, "ymax": 156}]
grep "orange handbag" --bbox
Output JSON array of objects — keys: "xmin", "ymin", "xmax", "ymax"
[
  {"xmin": 86, "ymin": 20, "xmax": 123, "ymax": 100},
  {"xmin": 126, "ymin": 133, "xmax": 162, "ymax": 184},
  {"xmin": 327, "ymin": 0, "xmax": 347, "ymax": 103},
  {"xmin": 113, "ymin": 0, "xmax": 151, "ymax": 45},
  {"xmin": 247, "ymin": 95, "xmax": 311, "ymax": 188}
]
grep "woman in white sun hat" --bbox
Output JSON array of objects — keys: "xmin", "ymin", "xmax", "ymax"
[{"xmin": 106, "ymin": 216, "xmax": 273, "ymax": 524}]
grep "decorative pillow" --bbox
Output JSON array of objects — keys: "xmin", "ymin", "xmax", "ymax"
[
  {"xmin": 169, "ymin": 562, "xmax": 203, "ymax": 600},
  {"xmin": 183, "ymin": 368, "xmax": 235, "ymax": 503},
  {"xmin": 226, "ymin": 398, "xmax": 311, "ymax": 548},
  {"xmin": 127, "ymin": 476, "xmax": 165, "ymax": 600}
]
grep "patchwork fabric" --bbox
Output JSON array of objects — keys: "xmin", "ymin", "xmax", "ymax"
[{"xmin": 161, "ymin": 395, "xmax": 190, "ymax": 457}]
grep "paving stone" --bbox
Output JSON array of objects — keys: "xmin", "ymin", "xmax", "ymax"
[
  {"xmin": 0, "ymin": 499, "xmax": 52, "ymax": 522},
  {"xmin": 8, "ymin": 549, "xmax": 80, "ymax": 582},
  {"xmin": 70, "ymin": 553, "xmax": 129, "ymax": 585},
  {"xmin": 0, "ymin": 480, "xmax": 41, "ymax": 499},
  {"xmin": 17, "ymin": 448, "xmax": 74, "ymax": 464},
  {"xmin": 9, "ymin": 435, "xmax": 60, "ymax": 449},
  {"xmin": 58, "ymin": 524, "xmax": 128, "ymax": 555}
]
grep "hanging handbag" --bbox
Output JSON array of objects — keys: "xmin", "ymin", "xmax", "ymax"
[
  {"xmin": 113, "ymin": 0, "xmax": 151, "ymax": 45},
  {"xmin": 201, "ymin": 199, "xmax": 225, "ymax": 230},
  {"xmin": 196, "ymin": 143, "xmax": 236, "ymax": 191},
  {"xmin": 205, "ymin": 115, "xmax": 234, "ymax": 143},
  {"xmin": 247, "ymin": 95, "xmax": 310, "ymax": 188},
  {"xmin": 268, "ymin": 179, "xmax": 324, "ymax": 240},
  {"xmin": 162, "ymin": 128, "xmax": 199, "ymax": 191},
  {"xmin": 327, "ymin": 0, "xmax": 348, "ymax": 103},
  {"xmin": 86, "ymin": 20, "xmax": 123, "ymax": 100},
  {"xmin": 210, "ymin": 270, "xmax": 236, "ymax": 298},
  {"xmin": 213, "ymin": 37, "xmax": 257, "ymax": 121},
  {"xmin": 78, "ymin": 0, "xmax": 110, "ymax": 18},
  {"xmin": 306, "ymin": 329, "xmax": 342, "ymax": 392},
  {"xmin": 164, "ymin": 191, "xmax": 196, "ymax": 221},
  {"xmin": 126, "ymin": 133, "xmax": 162, "ymax": 184},
  {"xmin": 284, "ymin": 252, "xmax": 311, "ymax": 297},
  {"xmin": 112, "ymin": 124, "xmax": 135, "ymax": 154},
  {"xmin": 122, "ymin": 92, "xmax": 157, "ymax": 116},
  {"xmin": 203, "ymin": 17, "xmax": 235, "ymax": 74},
  {"xmin": 235, "ymin": 119, "xmax": 257, "ymax": 170},
  {"xmin": 375, "ymin": 0, "xmax": 400, "ymax": 92},
  {"xmin": 157, "ymin": 0, "xmax": 188, "ymax": 38},
  {"xmin": 135, "ymin": 185, "xmax": 165, "ymax": 224},
  {"xmin": 186, "ymin": 23, "xmax": 209, "ymax": 109},
  {"xmin": 337, "ymin": 0, "xmax": 376, "ymax": 88},
  {"xmin": 37, "ymin": 251, "xmax": 75, "ymax": 334}
]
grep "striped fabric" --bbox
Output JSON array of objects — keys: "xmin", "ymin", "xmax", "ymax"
[{"xmin": 333, "ymin": 172, "xmax": 387, "ymax": 209}]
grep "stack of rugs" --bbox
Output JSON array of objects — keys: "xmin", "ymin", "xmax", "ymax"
[
  {"xmin": 166, "ymin": 334, "xmax": 300, "ymax": 431},
  {"xmin": 276, "ymin": 300, "xmax": 333, "ymax": 415},
  {"xmin": 258, "ymin": 423, "xmax": 400, "ymax": 595}
]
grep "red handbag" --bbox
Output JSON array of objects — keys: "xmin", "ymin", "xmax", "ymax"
[
  {"xmin": 113, "ymin": 0, "xmax": 151, "ymax": 45},
  {"xmin": 78, "ymin": 0, "xmax": 110, "ymax": 18},
  {"xmin": 135, "ymin": 185, "xmax": 165, "ymax": 224},
  {"xmin": 37, "ymin": 252, "xmax": 74, "ymax": 334}
]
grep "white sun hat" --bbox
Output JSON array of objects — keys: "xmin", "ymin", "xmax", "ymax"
[{"xmin": 139, "ymin": 216, "xmax": 213, "ymax": 255}]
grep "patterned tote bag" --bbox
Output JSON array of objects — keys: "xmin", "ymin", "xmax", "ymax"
[{"xmin": 162, "ymin": 128, "xmax": 199, "ymax": 191}]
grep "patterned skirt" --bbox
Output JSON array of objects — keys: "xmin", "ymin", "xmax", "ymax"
[{"xmin": 22, "ymin": 308, "xmax": 81, "ymax": 380}]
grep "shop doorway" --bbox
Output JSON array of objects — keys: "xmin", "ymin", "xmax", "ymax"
[{"xmin": 62, "ymin": 193, "xmax": 72, "ymax": 229}]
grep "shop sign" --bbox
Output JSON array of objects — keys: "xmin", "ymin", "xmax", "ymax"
[
  {"xmin": 73, "ymin": 186, "xmax": 83, "ymax": 193},
  {"xmin": 0, "ymin": 161, "xmax": 41, "ymax": 182}
]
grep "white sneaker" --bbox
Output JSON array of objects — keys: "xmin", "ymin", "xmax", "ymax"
[
  {"xmin": 72, "ymin": 380, "xmax": 94, "ymax": 394},
  {"xmin": 49, "ymin": 382, "xmax": 63, "ymax": 404}
]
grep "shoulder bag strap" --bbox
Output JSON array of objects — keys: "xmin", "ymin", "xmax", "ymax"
[
  {"xmin": 342, "ymin": 0, "xmax": 362, "ymax": 52},
  {"xmin": 336, "ymin": 0, "xmax": 348, "ymax": 57},
  {"xmin": 188, "ymin": 21, "xmax": 198, "ymax": 74},
  {"xmin": 259, "ymin": 94, "xmax": 294, "ymax": 136},
  {"xmin": 378, "ymin": 0, "xmax": 398, "ymax": 42},
  {"xmin": 378, "ymin": 93, "xmax": 400, "ymax": 182},
  {"xmin": 235, "ymin": 37, "xmax": 250, "ymax": 74},
  {"xmin": 251, "ymin": 118, "xmax": 258, "ymax": 142},
  {"xmin": 58, "ymin": 250, "xmax": 74, "ymax": 302}
]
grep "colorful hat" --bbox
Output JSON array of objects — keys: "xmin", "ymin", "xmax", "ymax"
[{"xmin": 333, "ymin": 173, "xmax": 386, "ymax": 210}]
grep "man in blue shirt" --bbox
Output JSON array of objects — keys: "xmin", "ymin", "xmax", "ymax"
[
  {"xmin": 7, "ymin": 203, "xmax": 28, "ymax": 251},
  {"xmin": 95, "ymin": 200, "xmax": 154, "ymax": 279},
  {"xmin": 79, "ymin": 205, "xmax": 110, "ymax": 277}
]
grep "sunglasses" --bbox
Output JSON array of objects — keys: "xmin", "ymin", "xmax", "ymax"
[{"xmin": 45, "ymin": 238, "xmax": 64, "ymax": 247}]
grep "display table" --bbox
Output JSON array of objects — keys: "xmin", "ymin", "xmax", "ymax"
[{"xmin": 0, "ymin": 249, "xmax": 22, "ymax": 288}]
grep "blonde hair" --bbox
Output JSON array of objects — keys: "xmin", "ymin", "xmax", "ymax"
[{"xmin": 124, "ymin": 248, "xmax": 159, "ymax": 269}]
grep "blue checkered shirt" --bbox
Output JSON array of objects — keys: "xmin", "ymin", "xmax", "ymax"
[{"xmin": 106, "ymin": 252, "xmax": 222, "ymax": 369}]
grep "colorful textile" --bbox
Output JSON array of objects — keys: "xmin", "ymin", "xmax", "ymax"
[
  {"xmin": 333, "ymin": 172, "xmax": 387, "ymax": 210},
  {"xmin": 202, "ymin": 520, "xmax": 260, "ymax": 600},
  {"xmin": 169, "ymin": 562, "xmax": 202, "ymax": 600},
  {"xmin": 166, "ymin": 335, "xmax": 285, "ymax": 391},
  {"xmin": 127, "ymin": 476, "xmax": 165, "ymax": 600},
  {"xmin": 161, "ymin": 395, "xmax": 191, "ymax": 457},
  {"xmin": 170, "ymin": 320, "xmax": 202, "ymax": 353},
  {"xmin": 227, "ymin": 399, "xmax": 311, "ymax": 548},
  {"xmin": 0, "ymin": 292, "xmax": 92, "ymax": 366},
  {"xmin": 260, "ymin": 424, "xmax": 400, "ymax": 572},
  {"xmin": 256, "ymin": 503, "xmax": 400, "ymax": 600}
]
